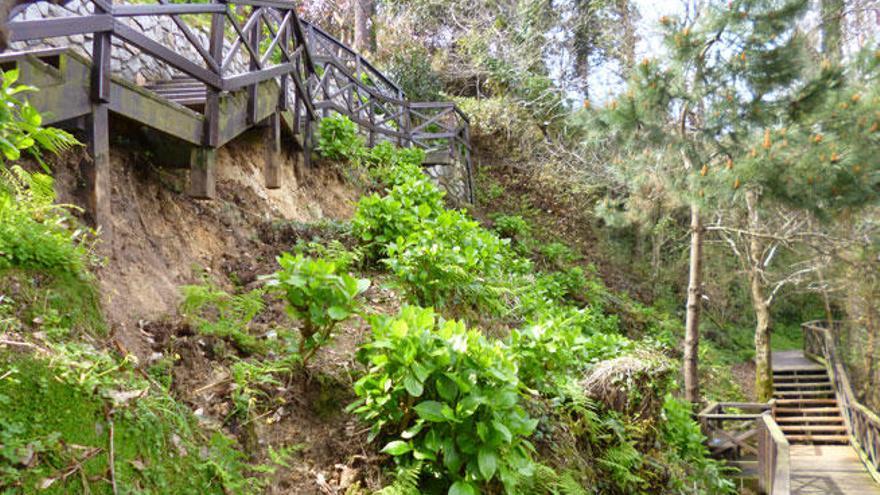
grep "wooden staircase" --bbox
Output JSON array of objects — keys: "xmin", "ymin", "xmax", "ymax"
[
  {"xmin": 772, "ymin": 366, "xmax": 849, "ymax": 445},
  {"xmin": 145, "ymin": 77, "xmax": 207, "ymax": 109}
]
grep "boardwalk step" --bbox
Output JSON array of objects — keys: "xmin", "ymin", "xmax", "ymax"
[
  {"xmin": 774, "ymin": 382, "xmax": 832, "ymax": 390},
  {"xmin": 774, "ymin": 398, "xmax": 837, "ymax": 405},
  {"xmin": 780, "ymin": 425, "xmax": 847, "ymax": 433},
  {"xmin": 774, "ymin": 416, "xmax": 843, "ymax": 423},
  {"xmin": 775, "ymin": 407, "xmax": 841, "ymax": 415},
  {"xmin": 773, "ymin": 374, "xmax": 829, "ymax": 382},
  {"xmin": 773, "ymin": 391, "xmax": 835, "ymax": 398},
  {"xmin": 784, "ymin": 434, "xmax": 849, "ymax": 444}
]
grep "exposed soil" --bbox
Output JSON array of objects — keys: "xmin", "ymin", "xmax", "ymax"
[{"xmin": 43, "ymin": 124, "xmax": 401, "ymax": 493}]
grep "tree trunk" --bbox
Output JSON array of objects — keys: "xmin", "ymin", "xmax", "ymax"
[
  {"xmin": 353, "ymin": 0, "xmax": 373, "ymax": 54},
  {"xmin": 684, "ymin": 202, "xmax": 703, "ymax": 403},
  {"xmin": 745, "ymin": 190, "xmax": 774, "ymax": 402}
]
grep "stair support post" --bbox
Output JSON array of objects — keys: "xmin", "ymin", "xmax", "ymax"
[
  {"xmin": 192, "ymin": 2, "xmax": 224, "ymax": 199},
  {"xmin": 264, "ymin": 112, "xmax": 281, "ymax": 189},
  {"xmin": 189, "ymin": 147, "xmax": 216, "ymax": 199},
  {"xmin": 86, "ymin": 0, "xmax": 112, "ymax": 242}
]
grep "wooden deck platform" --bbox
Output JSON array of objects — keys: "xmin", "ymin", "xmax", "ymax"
[{"xmin": 791, "ymin": 445, "xmax": 880, "ymax": 494}]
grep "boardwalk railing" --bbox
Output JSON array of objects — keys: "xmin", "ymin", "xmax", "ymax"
[
  {"xmin": 757, "ymin": 411, "xmax": 791, "ymax": 495},
  {"xmin": 803, "ymin": 320, "xmax": 880, "ymax": 483},
  {"xmin": 4, "ymin": 0, "xmax": 475, "ymax": 201},
  {"xmin": 698, "ymin": 401, "xmax": 789, "ymax": 494}
]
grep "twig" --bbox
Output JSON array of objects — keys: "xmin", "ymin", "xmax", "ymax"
[
  {"xmin": 108, "ymin": 413, "xmax": 118, "ymax": 495},
  {"xmin": 192, "ymin": 378, "xmax": 232, "ymax": 395}
]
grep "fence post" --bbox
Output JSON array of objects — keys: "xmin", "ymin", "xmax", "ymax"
[{"xmin": 246, "ymin": 8, "xmax": 262, "ymax": 125}]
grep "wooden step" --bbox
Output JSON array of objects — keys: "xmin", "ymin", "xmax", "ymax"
[
  {"xmin": 773, "ymin": 374, "xmax": 829, "ymax": 383},
  {"xmin": 774, "ymin": 392, "xmax": 835, "ymax": 400},
  {"xmin": 780, "ymin": 424, "xmax": 847, "ymax": 433},
  {"xmin": 774, "ymin": 398, "xmax": 837, "ymax": 405},
  {"xmin": 784, "ymin": 434, "xmax": 849, "ymax": 444},
  {"xmin": 774, "ymin": 383, "xmax": 832, "ymax": 392},
  {"xmin": 775, "ymin": 416, "xmax": 843, "ymax": 423},
  {"xmin": 773, "ymin": 369, "xmax": 827, "ymax": 377},
  {"xmin": 775, "ymin": 407, "xmax": 841, "ymax": 415}
]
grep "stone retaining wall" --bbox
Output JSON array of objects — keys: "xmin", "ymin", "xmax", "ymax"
[{"xmin": 11, "ymin": 0, "xmax": 247, "ymax": 83}]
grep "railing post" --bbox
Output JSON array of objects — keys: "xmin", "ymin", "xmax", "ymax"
[
  {"xmin": 367, "ymin": 96, "xmax": 375, "ymax": 147},
  {"xmin": 85, "ymin": 0, "xmax": 112, "ymax": 242},
  {"xmin": 400, "ymin": 92, "xmax": 410, "ymax": 147},
  {"xmin": 246, "ymin": 8, "xmax": 262, "ymax": 125}
]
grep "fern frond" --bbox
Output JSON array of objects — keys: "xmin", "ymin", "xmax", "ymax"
[{"xmin": 375, "ymin": 461, "xmax": 422, "ymax": 495}]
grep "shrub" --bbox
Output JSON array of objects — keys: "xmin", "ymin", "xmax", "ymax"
[
  {"xmin": 363, "ymin": 141, "xmax": 426, "ymax": 187},
  {"xmin": 265, "ymin": 253, "xmax": 370, "ymax": 363},
  {"xmin": 384, "ymin": 210, "xmax": 518, "ymax": 312},
  {"xmin": 317, "ymin": 114, "xmax": 364, "ymax": 161},
  {"xmin": 349, "ymin": 306, "xmax": 538, "ymax": 493},
  {"xmin": 180, "ymin": 283, "xmax": 265, "ymax": 354},
  {"xmin": 490, "ymin": 214, "xmax": 531, "ymax": 241},
  {"xmin": 510, "ymin": 308, "xmax": 628, "ymax": 394},
  {"xmin": 352, "ymin": 177, "xmax": 446, "ymax": 256},
  {"xmin": 661, "ymin": 394, "xmax": 736, "ymax": 494},
  {"xmin": 537, "ymin": 242, "xmax": 580, "ymax": 269}
]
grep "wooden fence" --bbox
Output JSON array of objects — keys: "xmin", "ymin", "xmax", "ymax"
[{"xmin": 803, "ymin": 320, "xmax": 880, "ymax": 483}]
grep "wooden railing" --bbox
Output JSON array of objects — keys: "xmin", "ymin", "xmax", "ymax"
[
  {"xmin": 4, "ymin": 0, "xmax": 474, "ymax": 203},
  {"xmin": 757, "ymin": 411, "xmax": 791, "ymax": 495},
  {"xmin": 699, "ymin": 402, "xmax": 789, "ymax": 494},
  {"xmin": 803, "ymin": 320, "xmax": 880, "ymax": 483},
  {"xmin": 301, "ymin": 20, "xmax": 474, "ymax": 202}
]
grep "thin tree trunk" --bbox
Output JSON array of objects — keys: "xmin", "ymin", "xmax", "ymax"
[
  {"xmin": 353, "ymin": 0, "xmax": 373, "ymax": 54},
  {"xmin": 746, "ymin": 190, "xmax": 774, "ymax": 402},
  {"xmin": 684, "ymin": 202, "xmax": 703, "ymax": 403}
]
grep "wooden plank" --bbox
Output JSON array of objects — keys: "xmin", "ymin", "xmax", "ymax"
[
  {"xmin": 790, "ymin": 445, "xmax": 880, "ymax": 494},
  {"xmin": 8, "ymin": 16, "xmax": 113, "ymax": 42}
]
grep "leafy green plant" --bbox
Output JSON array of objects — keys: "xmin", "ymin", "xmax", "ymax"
[
  {"xmin": 0, "ymin": 69, "xmax": 79, "ymax": 164},
  {"xmin": 180, "ymin": 283, "xmax": 265, "ymax": 354},
  {"xmin": 364, "ymin": 141, "xmax": 426, "ymax": 187},
  {"xmin": 537, "ymin": 242, "xmax": 581, "ymax": 269},
  {"xmin": 352, "ymin": 177, "xmax": 446, "ymax": 256},
  {"xmin": 317, "ymin": 114, "xmax": 365, "ymax": 161},
  {"xmin": 265, "ymin": 253, "xmax": 370, "ymax": 363},
  {"xmin": 661, "ymin": 394, "xmax": 736, "ymax": 494},
  {"xmin": 491, "ymin": 214, "xmax": 531, "ymax": 241},
  {"xmin": 510, "ymin": 308, "xmax": 629, "ymax": 394},
  {"xmin": 349, "ymin": 306, "xmax": 538, "ymax": 494},
  {"xmin": 384, "ymin": 209, "xmax": 518, "ymax": 312}
]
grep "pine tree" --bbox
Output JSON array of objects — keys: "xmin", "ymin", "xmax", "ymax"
[{"xmin": 599, "ymin": 0, "xmax": 877, "ymax": 402}]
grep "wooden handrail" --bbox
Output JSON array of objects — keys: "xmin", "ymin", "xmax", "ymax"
[{"xmin": 802, "ymin": 320, "xmax": 880, "ymax": 483}]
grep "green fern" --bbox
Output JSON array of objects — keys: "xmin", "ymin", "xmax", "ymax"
[
  {"xmin": 375, "ymin": 461, "xmax": 422, "ymax": 495},
  {"xmin": 180, "ymin": 283, "xmax": 266, "ymax": 354}
]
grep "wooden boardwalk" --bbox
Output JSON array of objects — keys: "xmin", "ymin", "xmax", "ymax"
[
  {"xmin": 773, "ymin": 349, "xmax": 880, "ymax": 494},
  {"xmin": 791, "ymin": 445, "xmax": 880, "ymax": 494}
]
